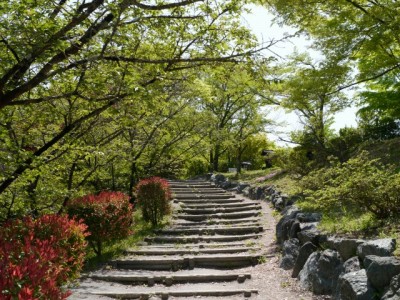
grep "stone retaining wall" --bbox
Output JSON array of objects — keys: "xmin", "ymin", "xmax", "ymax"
[{"xmin": 210, "ymin": 174, "xmax": 400, "ymax": 300}]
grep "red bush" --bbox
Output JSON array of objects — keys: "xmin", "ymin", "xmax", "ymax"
[
  {"xmin": 67, "ymin": 191, "xmax": 133, "ymax": 256},
  {"xmin": 135, "ymin": 177, "xmax": 172, "ymax": 227},
  {"xmin": 0, "ymin": 214, "xmax": 88, "ymax": 300}
]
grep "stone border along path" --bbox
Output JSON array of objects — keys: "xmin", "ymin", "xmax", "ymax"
[{"xmin": 69, "ymin": 180, "xmax": 316, "ymax": 300}]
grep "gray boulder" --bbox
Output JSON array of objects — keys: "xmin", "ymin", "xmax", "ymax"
[
  {"xmin": 255, "ymin": 187, "xmax": 266, "ymax": 200},
  {"xmin": 220, "ymin": 180, "xmax": 232, "ymax": 189},
  {"xmin": 276, "ymin": 207, "xmax": 300, "ymax": 245},
  {"xmin": 292, "ymin": 241, "xmax": 318, "ymax": 278},
  {"xmin": 327, "ymin": 237, "xmax": 365, "ymax": 261},
  {"xmin": 280, "ymin": 238, "xmax": 300, "ymax": 270},
  {"xmin": 357, "ymin": 238, "xmax": 396, "ymax": 260},
  {"xmin": 296, "ymin": 212, "xmax": 322, "ymax": 223},
  {"xmin": 365, "ymin": 255, "xmax": 400, "ymax": 292},
  {"xmin": 297, "ymin": 224, "xmax": 327, "ymax": 247},
  {"xmin": 336, "ymin": 269, "xmax": 378, "ymax": 300},
  {"xmin": 289, "ymin": 220, "xmax": 301, "ymax": 239},
  {"xmin": 210, "ymin": 174, "xmax": 226, "ymax": 185},
  {"xmin": 274, "ymin": 196, "xmax": 285, "ymax": 211},
  {"xmin": 299, "ymin": 249, "xmax": 343, "ymax": 295},
  {"xmin": 342, "ymin": 256, "xmax": 361, "ymax": 274},
  {"xmin": 382, "ymin": 274, "xmax": 400, "ymax": 300},
  {"xmin": 242, "ymin": 186, "xmax": 251, "ymax": 197},
  {"xmin": 236, "ymin": 183, "xmax": 250, "ymax": 193}
]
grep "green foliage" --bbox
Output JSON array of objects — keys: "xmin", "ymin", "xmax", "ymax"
[
  {"xmin": 356, "ymin": 137, "xmax": 400, "ymax": 168},
  {"xmin": 197, "ymin": 63, "xmax": 273, "ymax": 172},
  {"xmin": 327, "ymin": 127, "xmax": 363, "ymax": 162},
  {"xmin": 66, "ymin": 191, "xmax": 133, "ymax": 256},
  {"xmin": 299, "ymin": 152, "xmax": 400, "ymax": 233},
  {"xmin": 0, "ymin": 0, "xmax": 264, "ymax": 220},
  {"xmin": 186, "ymin": 158, "xmax": 210, "ymax": 178},
  {"xmin": 135, "ymin": 177, "xmax": 172, "ymax": 227},
  {"xmin": 0, "ymin": 214, "xmax": 88, "ymax": 299}
]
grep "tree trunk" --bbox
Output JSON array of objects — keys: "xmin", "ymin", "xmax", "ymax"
[
  {"xmin": 129, "ymin": 161, "xmax": 138, "ymax": 200},
  {"xmin": 236, "ymin": 146, "xmax": 242, "ymax": 175},
  {"xmin": 213, "ymin": 143, "xmax": 220, "ymax": 171}
]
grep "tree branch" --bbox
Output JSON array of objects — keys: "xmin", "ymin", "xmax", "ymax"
[
  {"xmin": 327, "ymin": 63, "xmax": 400, "ymax": 95},
  {"xmin": 0, "ymin": 95, "xmax": 124, "ymax": 194},
  {"xmin": 129, "ymin": 0, "xmax": 203, "ymax": 10}
]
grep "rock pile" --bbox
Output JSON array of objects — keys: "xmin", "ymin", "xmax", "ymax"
[{"xmin": 211, "ymin": 173, "xmax": 400, "ymax": 300}]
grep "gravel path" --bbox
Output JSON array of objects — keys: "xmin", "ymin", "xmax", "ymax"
[{"xmin": 229, "ymin": 194, "xmax": 325, "ymax": 300}]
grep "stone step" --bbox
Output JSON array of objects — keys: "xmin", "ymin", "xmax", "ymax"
[
  {"xmin": 175, "ymin": 210, "xmax": 260, "ymax": 221},
  {"xmin": 155, "ymin": 225, "xmax": 263, "ymax": 236},
  {"xmin": 181, "ymin": 202, "xmax": 259, "ymax": 209},
  {"xmin": 174, "ymin": 198, "xmax": 244, "ymax": 204},
  {"xmin": 170, "ymin": 223, "xmax": 262, "ymax": 230},
  {"xmin": 170, "ymin": 186, "xmax": 226, "ymax": 193},
  {"xmin": 144, "ymin": 233, "xmax": 262, "ymax": 244},
  {"xmin": 111, "ymin": 253, "xmax": 263, "ymax": 270},
  {"xmin": 72, "ymin": 284, "xmax": 258, "ymax": 299},
  {"xmin": 172, "ymin": 190, "xmax": 228, "ymax": 195},
  {"xmin": 134, "ymin": 241, "xmax": 260, "ymax": 249},
  {"xmin": 169, "ymin": 184, "xmax": 215, "ymax": 189},
  {"xmin": 179, "ymin": 205, "xmax": 261, "ymax": 215},
  {"xmin": 174, "ymin": 194, "xmax": 235, "ymax": 200},
  {"xmin": 89, "ymin": 270, "xmax": 252, "ymax": 285},
  {"xmin": 124, "ymin": 246, "xmax": 261, "ymax": 256},
  {"xmin": 172, "ymin": 217, "xmax": 261, "ymax": 226}
]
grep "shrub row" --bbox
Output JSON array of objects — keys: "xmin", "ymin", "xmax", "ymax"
[
  {"xmin": 135, "ymin": 177, "xmax": 172, "ymax": 227},
  {"xmin": 1, "ymin": 177, "xmax": 172, "ymax": 298},
  {"xmin": 0, "ymin": 214, "xmax": 88, "ymax": 299},
  {"xmin": 66, "ymin": 191, "xmax": 134, "ymax": 256},
  {"xmin": 299, "ymin": 151, "xmax": 400, "ymax": 226}
]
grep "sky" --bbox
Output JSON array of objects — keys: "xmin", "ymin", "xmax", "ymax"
[{"xmin": 241, "ymin": 4, "xmax": 359, "ymax": 146}]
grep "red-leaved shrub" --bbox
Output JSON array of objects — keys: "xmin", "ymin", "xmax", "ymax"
[
  {"xmin": 67, "ymin": 191, "xmax": 133, "ymax": 256},
  {"xmin": 0, "ymin": 214, "xmax": 88, "ymax": 300},
  {"xmin": 135, "ymin": 177, "xmax": 172, "ymax": 227}
]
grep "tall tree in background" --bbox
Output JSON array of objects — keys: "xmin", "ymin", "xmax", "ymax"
[
  {"xmin": 260, "ymin": 0, "xmax": 400, "ymax": 128},
  {"xmin": 198, "ymin": 62, "xmax": 271, "ymax": 172},
  {"xmin": 276, "ymin": 54, "xmax": 350, "ymax": 158},
  {"xmin": 0, "ymin": 0, "xmax": 278, "ymax": 220}
]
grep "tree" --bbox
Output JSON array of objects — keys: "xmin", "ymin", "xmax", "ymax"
[
  {"xmin": 0, "ymin": 0, "xmax": 262, "ymax": 108},
  {"xmin": 198, "ymin": 62, "xmax": 271, "ymax": 171},
  {"xmin": 357, "ymin": 75, "xmax": 400, "ymax": 140},
  {"xmin": 276, "ymin": 53, "xmax": 350, "ymax": 160},
  {"xmin": 0, "ymin": 0, "xmax": 274, "ymax": 219},
  {"xmin": 259, "ymin": 0, "xmax": 400, "ymax": 129}
]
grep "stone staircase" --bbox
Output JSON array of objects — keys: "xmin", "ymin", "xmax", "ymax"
[{"xmin": 69, "ymin": 180, "xmax": 267, "ymax": 299}]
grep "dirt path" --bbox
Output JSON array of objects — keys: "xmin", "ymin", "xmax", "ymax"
[
  {"xmin": 231, "ymin": 193, "xmax": 318, "ymax": 300},
  {"xmin": 69, "ymin": 181, "xmax": 318, "ymax": 300}
]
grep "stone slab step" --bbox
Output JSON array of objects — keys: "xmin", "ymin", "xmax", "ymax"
[
  {"xmin": 89, "ymin": 271, "xmax": 252, "ymax": 285},
  {"xmin": 170, "ymin": 223, "xmax": 262, "ymax": 230},
  {"xmin": 124, "ymin": 246, "xmax": 261, "ymax": 256},
  {"xmin": 169, "ymin": 184, "xmax": 215, "ymax": 189},
  {"xmin": 156, "ymin": 226, "xmax": 263, "ymax": 235},
  {"xmin": 174, "ymin": 194, "xmax": 234, "ymax": 200},
  {"xmin": 174, "ymin": 198, "xmax": 244, "ymax": 204},
  {"xmin": 133, "ymin": 241, "xmax": 261, "ymax": 249},
  {"xmin": 111, "ymin": 253, "xmax": 263, "ymax": 270},
  {"xmin": 175, "ymin": 211, "xmax": 260, "ymax": 221},
  {"xmin": 179, "ymin": 206, "xmax": 261, "ymax": 215},
  {"xmin": 144, "ymin": 233, "xmax": 262, "ymax": 244},
  {"xmin": 73, "ymin": 288, "xmax": 258, "ymax": 299},
  {"xmin": 172, "ymin": 217, "xmax": 261, "ymax": 226},
  {"xmin": 180, "ymin": 202, "xmax": 259, "ymax": 209},
  {"xmin": 172, "ymin": 189, "xmax": 226, "ymax": 193}
]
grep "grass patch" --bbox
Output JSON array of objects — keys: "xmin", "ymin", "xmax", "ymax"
[
  {"xmin": 318, "ymin": 213, "xmax": 379, "ymax": 236},
  {"xmin": 82, "ymin": 208, "xmax": 170, "ymax": 272},
  {"xmin": 221, "ymin": 168, "xmax": 298, "ymax": 193}
]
